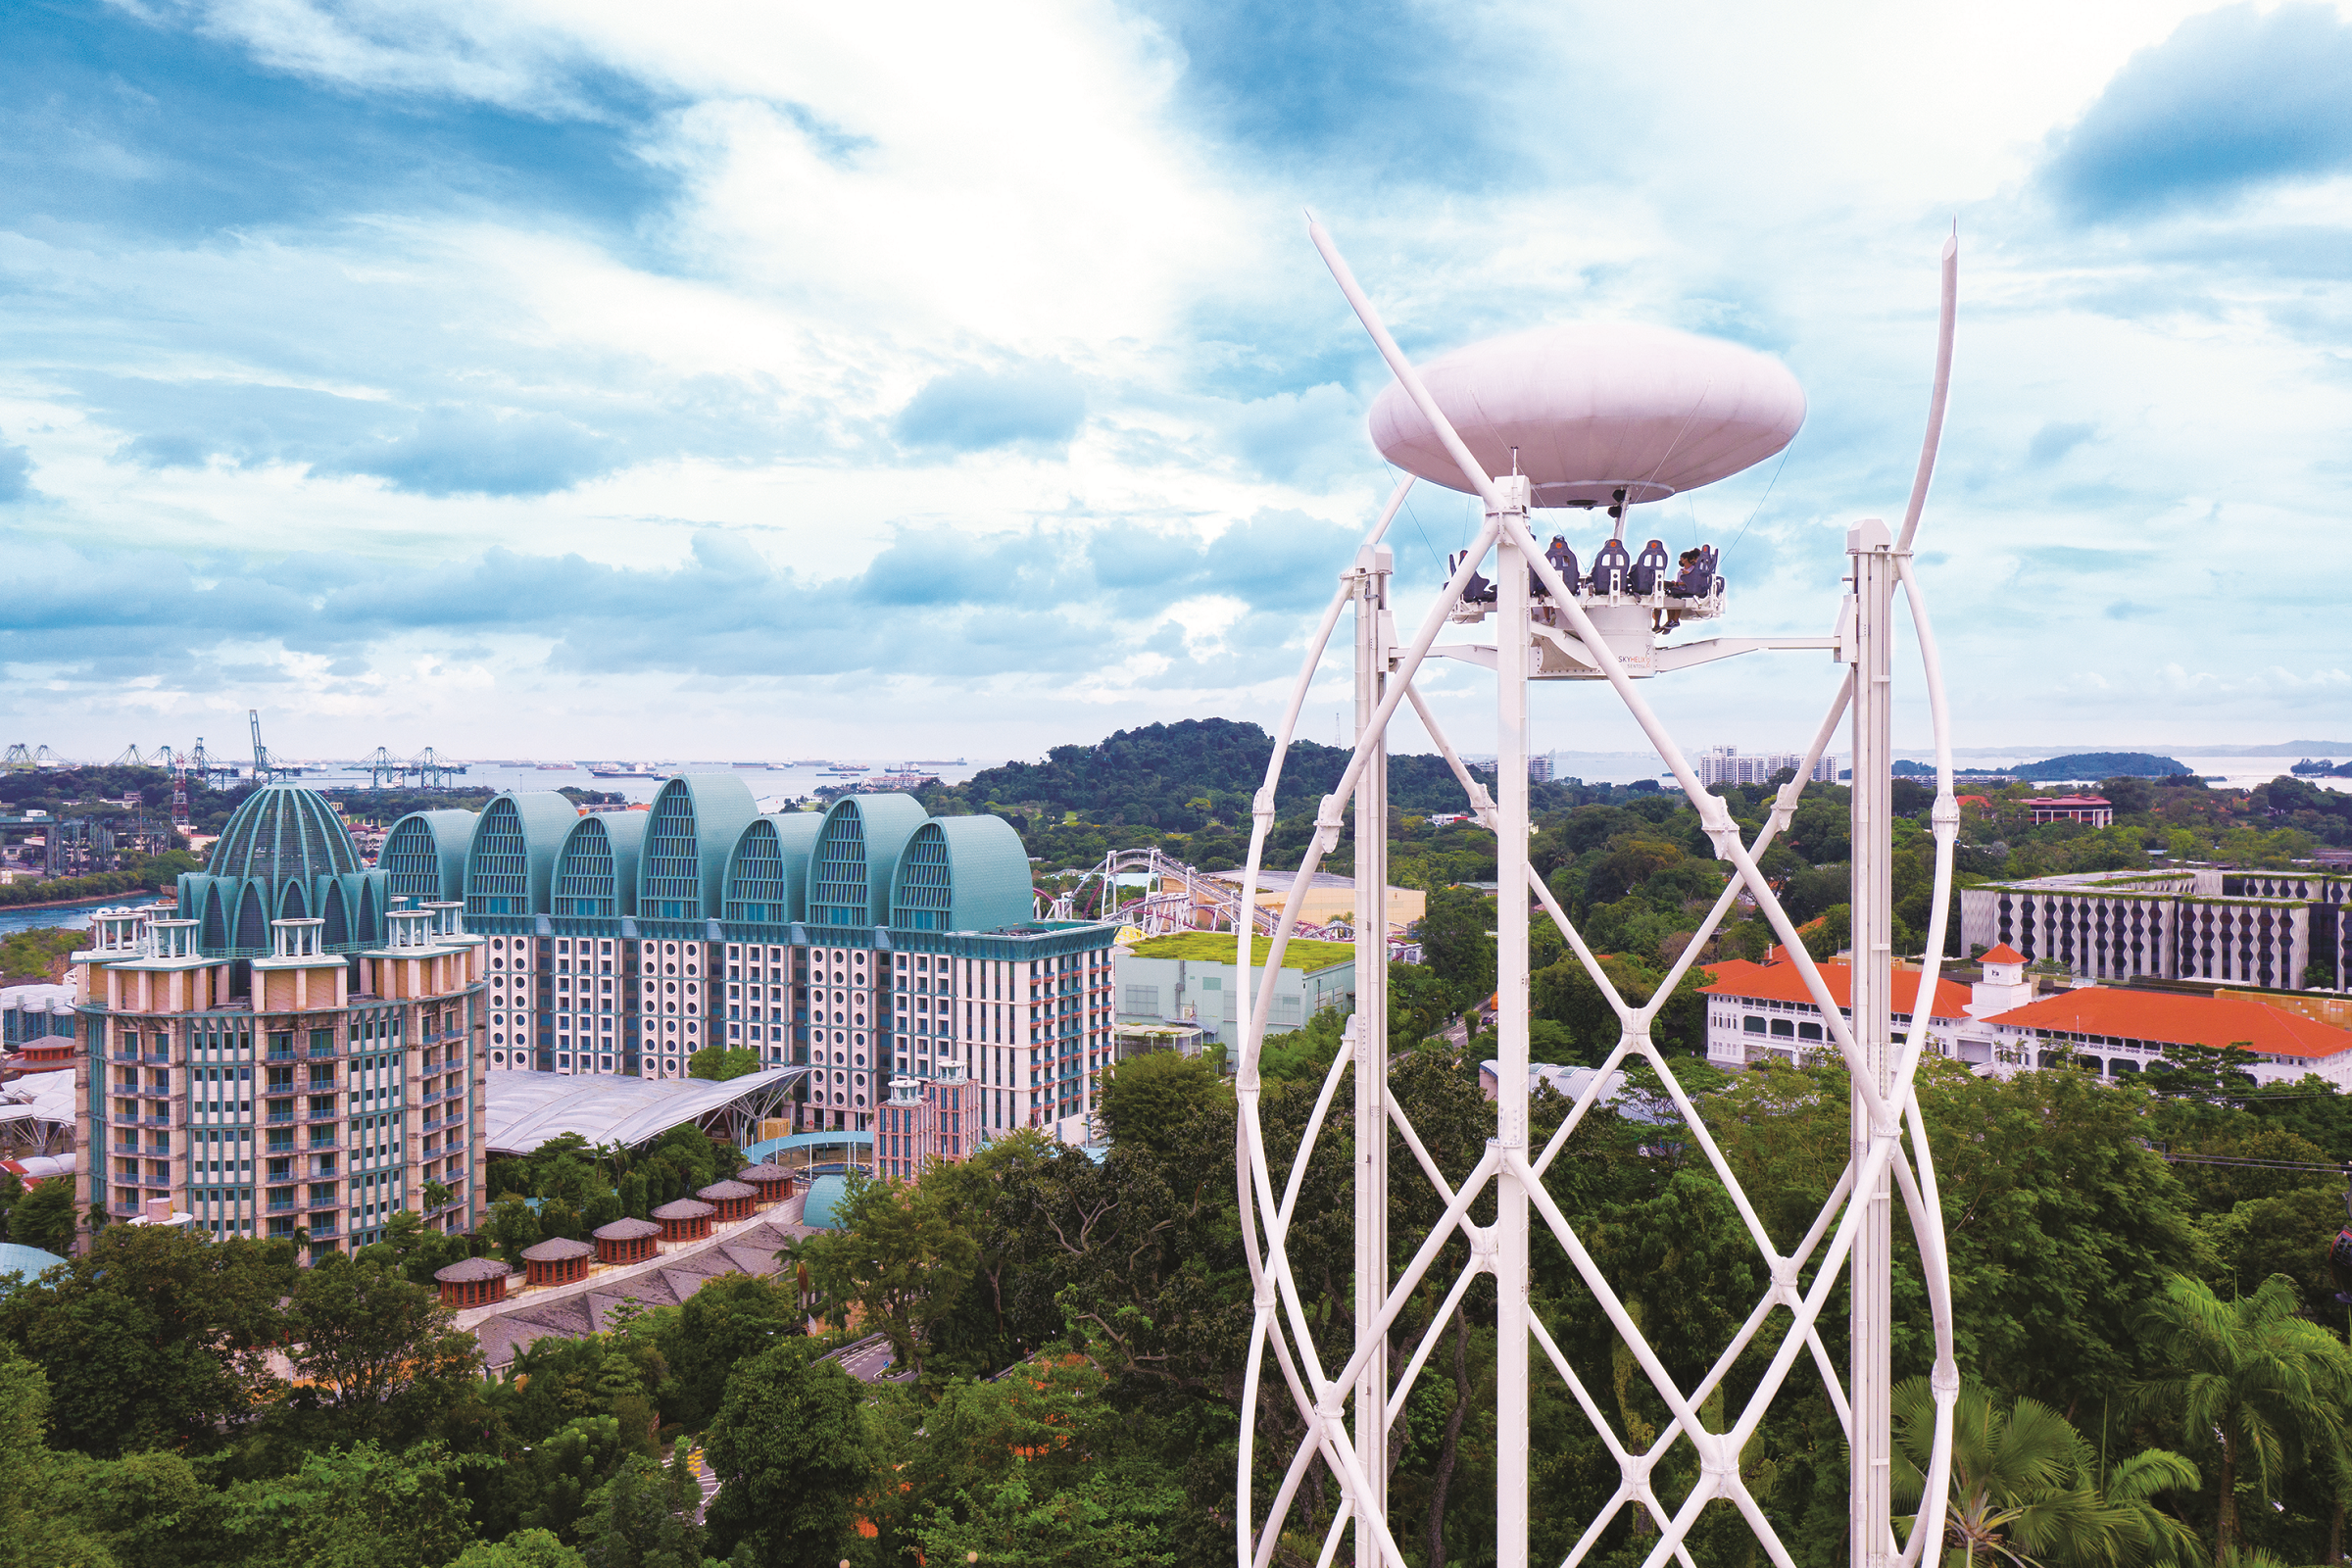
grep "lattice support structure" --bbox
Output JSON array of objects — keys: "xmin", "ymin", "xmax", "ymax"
[{"xmin": 1235, "ymin": 223, "xmax": 1965, "ymax": 1568}]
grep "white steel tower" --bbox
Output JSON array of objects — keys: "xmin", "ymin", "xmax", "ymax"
[{"xmin": 1234, "ymin": 221, "xmax": 1963, "ymax": 1568}]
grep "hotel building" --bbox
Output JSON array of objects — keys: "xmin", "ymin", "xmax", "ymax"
[
  {"xmin": 69, "ymin": 782, "xmax": 487, "ymax": 1258},
  {"xmin": 379, "ymin": 775, "xmax": 1118, "ymax": 1142},
  {"xmin": 1958, "ymin": 867, "xmax": 2349, "ymax": 993}
]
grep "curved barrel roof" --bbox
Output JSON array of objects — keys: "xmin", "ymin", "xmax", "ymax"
[
  {"xmin": 892, "ymin": 815, "xmax": 1032, "ymax": 932},
  {"xmin": 466, "ymin": 792, "xmax": 578, "ymax": 917},
  {"xmin": 553, "ymin": 811, "xmax": 647, "ymax": 920},
  {"xmin": 640, "ymin": 775, "xmax": 759, "ymax": 923},
  {"xmin": 809, "ymin": 794, "xmax": 930, "ymax": 928},
  {"xmin": 724, "ymin": 813, "xmax": 823, "ymax": 925},
  {"xmin": 380, "ymin": 809, "xmax": 477, "ymax": 904}
]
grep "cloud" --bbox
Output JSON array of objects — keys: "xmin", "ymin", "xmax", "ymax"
[
  {"xmin": 0, "ymin": 436, "xmax": 30, "ymax": 502},
  {"xmin": 321, "ymin": 408, "xmax": 621, "ymax": 496},
  {"xmin": 2043, "ymin": 3, "xmax": 2352, "ymax": 220},
  {"xmin": 2026, "ymin": 421, "xmax": 2094, "ymax": 466},
  {"xmin": 893, "ymin": 363, "xmax": 1086, "ymax": 452}
]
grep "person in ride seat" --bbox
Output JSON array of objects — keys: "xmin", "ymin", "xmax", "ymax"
[{"xmin": 1662, "ymin": 546, "xmax": 1719, "ymax": 629}]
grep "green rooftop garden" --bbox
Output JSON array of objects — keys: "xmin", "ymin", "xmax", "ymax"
[{"xmin": 1125, "ymin": 932, "xmax": 1357, "ymax": 970}]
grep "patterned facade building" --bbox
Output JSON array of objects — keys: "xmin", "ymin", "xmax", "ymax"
[
  {"xmin": 1959, "ymin": 868, "xmax": 2347, "ymax": 993},
  {"xmin": 69, "ymin": 783, "xmax": 486, "ymax": 1259},
  {"xmin": 380, "ymin": 776, "xmax": 1118, "ymax": 1144}
]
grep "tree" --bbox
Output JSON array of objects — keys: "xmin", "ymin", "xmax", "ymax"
[
  {"xmin": 8, "ymin": 1180, "xmax": 73, "ymax": 1257},
  {"xmin": 648, "ymin": 1274, "xmax": 803, "ymax": 1430},
  {"xmin": 222, "ymin": 1443, "xmax": 476, "ymax": 1568},
  {"xmin": 283, "ymin": 1255, "xmax": 481, "ymax": 1442},
  {"xmin": 1890, "ymin": 1374, "xmax": 2200, "ymax": 1568},
  {"xmin": 701, "ymin": 1344, "xmax": 869, "ymax": 1567},
  {"xmin": 796, "ymin": 1172, "xmax": 979, "ymax": 1380},
  {"xmin": 685, "ymin": 1046, "xmax": 760, "ymax": 1081},
  {"xmin": 2128, "ymin": 1273, "xmax": 2352, "ymax": 1565},
  {"xmin": 896, "ymin": 1357, "xmax": 1182, "ymax": 1568},
  {"xmin": 0, "ymin": 1223, "xmax": 291, "ymax": 1457},
  {"xmin": 571, "ymin": 1453, "xmax": 704, "ymax": 1568},
  {"xmin": 1415, "ymin": 885, "xmax": 1496, "ymax": 1010},
  {"xmin": 511, "ymin": 1417, "xmax": 629, "ymax": 1545},
  {"xmin": 445, "ymin": 1531, "xmax": 586, "ymax": 1568},
  {"xmin": 1389, "ymin": 959, "xmax": 1454, "ymax": 1051},
  {"xmin": 1097, "ymin": 1051, "xmax": 1225, "ymax": 1159}
]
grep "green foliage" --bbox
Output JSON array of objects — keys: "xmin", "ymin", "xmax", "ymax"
[
  {"xmin": 0, "ymin": 928, "xmax": 82, "ymax": 983},
  {"xmin": 445, "ymin": 1530, "xmax": 587, "ymax": 1568},
  {"xmin": 1415, "ymin": 884, "xmax": 1495, "ymax": 1010},
  {"xmin": 2013, "ymin": 753, "xmax": 2190, "ymax": 781},
  {"xmin": 570, "ymin": 1451, "xmax": 704, "ymax": 1568},
  {"xmin": 1889, "ymin": 1374, "xmax": 2202, "ymax": 1568},
  {"xmin": 221, "ymin": 1442, "xmax": 476, "ymax": 1568},
  {"xmin": 279, "ymin": 1254, "xmax": 480, "ymax": 1444},
  {"xmin": 1096, "ymin": 1050, "xmax": 1228, "ymax": 1157},
  {"xmin": 685, "ymin": 1046, "xmax": 760, "ymax": 1082},
  {"xmin": 0, "ymin": 1222, "xmax": 292, "ymax": 1457},
  {"xmin": 646, "ymin": 1274, "xmax": 804, "ymax": 1431},
  {"xmin": 2127, "ymin": 1273, "xmax": 2352, "ymax": 1562},
  {"xmin": 701, "ymin": 1344, "xmax": 868, "ymax": 1568},
  {"xmin": 795, "ymin": 1170, "xmax": 979, "ymax": 1378},
  {"xmin": 877, "ymin": 1358, "xmax": 1181, "ymax": 1568},
  {"xmin": 7, "ymin": 1180, "xmax": 73, "ymax": 1256}
]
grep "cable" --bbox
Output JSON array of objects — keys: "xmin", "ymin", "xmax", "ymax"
[{"xmin": 1722, "ymin": 440, "xmax": 1795, "ymax": 563}]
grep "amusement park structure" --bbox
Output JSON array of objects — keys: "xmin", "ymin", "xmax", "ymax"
[
  {"xmin": 1233, "ymin": 220, "xmax": 1964, "ymax": 1568},
  {"xmin": 1041, "ymin": 846, "xmax": 1366, "ymax": 946}
]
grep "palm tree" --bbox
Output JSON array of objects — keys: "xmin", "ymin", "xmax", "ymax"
[
  {"xmin": 1892, "ymin": 1374, "xmax": 2201, "ymax": 1568},
  {"xmin": 2128, "ymin": 1272, "xmax": 2352, "ymax": 1567}
]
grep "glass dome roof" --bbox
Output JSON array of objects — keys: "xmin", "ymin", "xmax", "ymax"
[{"xmin": 208, "ymin": 783, "xmax": 363, "ymax": 887}]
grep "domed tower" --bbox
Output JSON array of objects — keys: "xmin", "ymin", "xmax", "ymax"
[
  {"xmin": 70, "ymin": 781, "xmax": 485, "ymax": 1261},
  {"xmin": 178, "ymin": 783, "xmax": 389, "ymax": 955}
]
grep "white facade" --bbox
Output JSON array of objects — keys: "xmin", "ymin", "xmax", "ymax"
[{"xmin": 1698, "ymin": 746, "xmax": 1838, "ymax": 787}]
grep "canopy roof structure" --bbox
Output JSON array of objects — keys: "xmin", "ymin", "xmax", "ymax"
[
  {"xmin": 484, "ymin": 1066, "xmax": 810, "ymax": 1154},
  {"xmin": 0, "ymin": 1069, "xmax": 76, "ymax": 1156}
]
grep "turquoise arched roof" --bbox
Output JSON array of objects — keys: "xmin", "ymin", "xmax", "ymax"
[
  {"xmin": 377, "ymin": 809, "xmax": 476, "ymax": 904},
  {"xmin": 465, "ymin": 793, "xmax": 578, "ymax": 918},
  {"xmin": 552, "ymin": 811, "xmax": 648, "ymax": 920},
  {"xmin": 210, "ymin": 784, "xmax": 363, "ymax": 884},
  {"xmin": 0, "ymin": 1243, "xmax": 64, "ymax": 1282},
  {"xmin": 808, "ymin": 794, "xmax": 930, "ymax": 928},
  {"xmin": 639, "ymin": 775, "xmax": 758, "ymax": 923},
  {"xmin": 724, "ymin": 813, "xmax": 823, "ymax": 925},
  {"xmin": 800, "ymin": 1172, "xmax": 849, "ymax": 1230},
  {"xmin": 891, "ymin": 815, "xmax": 1034, "ymax": 932}
]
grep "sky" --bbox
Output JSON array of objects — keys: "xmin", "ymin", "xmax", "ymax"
[{"xmin": 4, "ymin": 0, "xmax": 2350, "ymax": 766}]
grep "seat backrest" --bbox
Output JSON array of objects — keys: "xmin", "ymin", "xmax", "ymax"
[
  {"xmin": 1632, "ymin": 539, "xmax": 1668, "ymax": 595},
  {"xmin": 1544, "ymin": 541, "xmax": 1579, "ymax": 594},
  {"xmin": 1693, "ymin": 546, "xmax": 1719, "ymax": 595},
  {"xmin": 1592, "ymin": 539, "xmax": 1632, "ymax": 596}
]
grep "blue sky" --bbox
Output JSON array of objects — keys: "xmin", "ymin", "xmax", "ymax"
[{"xmin": 4, "ymin": 0, "xmax": 2349, "ymax": 763}]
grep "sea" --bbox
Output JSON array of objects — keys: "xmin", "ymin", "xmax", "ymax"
[
  {"xmin": 288, "ymin": 758, "xmax": 997, "ymax": 811},
  {"xmin": 0, "ymin": 896, "xmax": 124, "ymax": 937}
]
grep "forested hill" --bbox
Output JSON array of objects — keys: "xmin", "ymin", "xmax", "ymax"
[
  {"xmin": 2013, "ymin": 751, "xmax": 2189, "ymax": 780},
  {"xmin": 937, "ymin": 717, "xmax": 1503, "ymax": 830}
]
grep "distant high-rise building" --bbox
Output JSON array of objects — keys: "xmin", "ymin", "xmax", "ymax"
[
  {"xmin": 1529, "ymin": 755, "xmax": 1554, "ymax": 784},
  {"xmin": 1698, "ymin": 746, "xmax": 1838, "ymax": 786}
]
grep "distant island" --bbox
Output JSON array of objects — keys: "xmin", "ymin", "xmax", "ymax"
[
  {"xmin": 2012, "ymin": 752, "xmax": 2191, "ymax": 780},
  {"xmin": 1890, "ymin": 751, "xmax": 2191, "ymax": 782}
]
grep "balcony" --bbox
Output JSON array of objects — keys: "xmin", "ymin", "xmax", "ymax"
[
  {"xmin": 267, "ymin": 1199, "xmax": 296, "ymax": 1212},
  {"xmin": 305, "ymin": 1105, "xmax": 339, "ymax": 1123}
]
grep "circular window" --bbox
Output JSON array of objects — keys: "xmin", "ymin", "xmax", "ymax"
[{"xmin": 855, "ymin": 1094, "xmax": 866, "ymax": 1107}]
